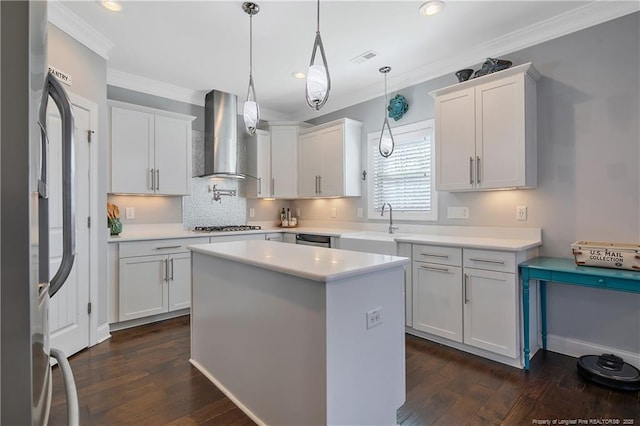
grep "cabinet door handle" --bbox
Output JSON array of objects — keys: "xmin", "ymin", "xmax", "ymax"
[
  {"xmin": 468, "ymin": 257, "xmax": 505, "ymax": 265},
  {"xmin": 420, "ymin": 252, "xmax": 449, "ymax": 259},
  {"xmin": 150, "ymin": 168, "xmax": 155, "ymax": 190},
  {"xmin": 258, "ymin": 177, "xmax": 261, "ymax": 195},
  {"xmin": 155, "ymin": 245, "xmax": 182, "ymax": 250},
  {"xmin": 419, "ymin": 265, "xmax": 450, "ymax": 273},
  {"xmin": 469, "ymin": 157, "xmax": 474, "ymax": 184},
  {"xmin": 156, "ymin": 169, "xmax": 160, "ymax": 190},
  {"xmin": 464, "ymin": 273, "xmax": 469, "ymax": 304},
  {"xmin": 318, "ymin": 176, "xmax": 322, "ymax": 194},
  {"xmin": 170, "ymin": 258, "xmax": 174, "ymax": 281},
  {"xmin": 271, "ymin": 177, "xmax": 275, "ymax": 196},
  {"xmin": 476, "ymin": 156, "xmax": 481, "ymax": 184},
  {"xmin": 163, "ymin": 259, "xmax": 168, "ymax": 282}
]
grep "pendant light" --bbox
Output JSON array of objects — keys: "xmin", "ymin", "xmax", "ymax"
[
  {"xmin": 378, "ymin": 66, "xmax": 395, "ymax": 157},
  {"xmin": 305, "ymin": 0, "xmax": 331, "ymax": 110},
  {"xmin": 243, "ymin": 2, "xmax": 260, "ymax": 135}
]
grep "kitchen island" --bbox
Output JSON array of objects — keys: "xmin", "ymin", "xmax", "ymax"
[{"xmin": 188, "ymin": 240, "xmax": 409, "ymax": 425}]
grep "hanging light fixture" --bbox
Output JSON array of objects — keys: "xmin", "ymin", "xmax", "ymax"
[
  {"xmin": 243, "ymin": 2, "xmax": 260, "ymax": 135},
  {"xmin": 378, "ymin": 66, "xmax": 395, "ymax": 157},
  {"xmin": 305, "ymin": 0, "xmax": 331, "ymax": 110}
]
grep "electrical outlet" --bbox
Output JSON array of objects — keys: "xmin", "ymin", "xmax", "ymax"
[
  {"xmin": 447, "ymin": 206, "xmax": 469, "ymax": 219},
  {"xmin": 249, "ymin": 208, "xmax": 255, "ymax": 218},
  {"xmin": 296, "ymin": 207, "xmax": 301, "ymax": 217},
  {"xmin": 331, "ymin": 207, "xmax": 337, "ymax": 218},
  {"xmin": 366, "ymin": 307, "xmax": 383, "ymax": 329},
  {"xmin": 125, "ymin": 207, "xmax": 135, "ymax": 219},
  {"xmin": 357, "ymin": 207, "xmax": 363, "ymax": 218},
  {"xmin": 516, "ymin": 205, "xmax": 528, "ymax": 221}
]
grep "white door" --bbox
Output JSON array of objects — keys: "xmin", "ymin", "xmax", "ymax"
[
  {"xmin": 154, "ymin": 115, "xmax": 191, "ymax": 195},
  {"xmin": 168, "ymin": 252, "xmax": 191, "ymax": 311},
  {"xmin": 48, "ymin": 95, "xmax": 91, "ymax": 357},
  {"xmin": 318, "ymin": 125, "xmax": 344, "ymax": 197}
]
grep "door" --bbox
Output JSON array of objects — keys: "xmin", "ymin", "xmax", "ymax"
[
  {"xmin": 435, "ymin": 88, "xmax": 476, "ymax": 191},
  {"xmin": 154, "ymin": 115, "xmax": 191, "ymax": 195},
  {"xmin": 475, "ymin": 75, "xmax": 525, "ymax": 189},
  {"xmin": 119, "ymin": 254, "xmax": 168, "ymax": 321},
  {"xmin": 298, "ymin": 131, "xmax": 322, "ymax": 197},
  {"xmin": 412, "ymin": 262, "xmax": 463, "ymax": 342},
  {"xmin": 463, "ymin": 268, "xmax": 517, "ymax": 358},
  {"xmin": 318, "ymin": 125, "xmax": 344, "ymax": 197},
  {"xmin": 271, "ymin": 125, "xmax": 299, "ymax": 198},
  {"xmin": 48, "ymin": 94, "xmax": 91, "ymax": 357},
  {"xmin": 168, "ymin": 252, "xmax": 191, "ymax": 311}
]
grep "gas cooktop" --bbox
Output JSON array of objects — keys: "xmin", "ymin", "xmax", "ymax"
[{"xmin": 194, "ymin": 225, "xmax": 262, "ymax": 233}]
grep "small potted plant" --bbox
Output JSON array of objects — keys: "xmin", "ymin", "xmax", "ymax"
[{"xmin": 107, "ymin": 202, "xmax": 122, "ymax": 236}]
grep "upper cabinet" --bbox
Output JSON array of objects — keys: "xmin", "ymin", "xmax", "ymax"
[
  {"xmin": 430, "ymin": 63, "xmax": 540, "ymax": 191},
  {"xmin": 109, "ymin": 101, "xmax": 195, "ymax": 195},
  {"xmin": 298, "ymin": 118, "xmax": 363, "ymax": 198},
  {"xmin": 269, "ymin": 122, "xmax": 311, "ymax": 199}
]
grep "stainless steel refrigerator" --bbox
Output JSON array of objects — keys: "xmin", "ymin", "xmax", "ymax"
[{"xmin": 1, "ymin": 2, "xmax": 79, "ymax": 424}]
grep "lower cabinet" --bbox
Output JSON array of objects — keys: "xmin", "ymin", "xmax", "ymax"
[
  {"xmin": 118, "ymin": 237, "xmax": 208, "ymax": 322},
  {"xmin": 410, "ymin": 243, "xmax": 532, "ymax": 365}
]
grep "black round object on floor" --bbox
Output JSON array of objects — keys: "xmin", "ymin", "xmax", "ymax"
[{"xmin": 577, "ymin": 354, "xmax": 640, "ymax": 391}]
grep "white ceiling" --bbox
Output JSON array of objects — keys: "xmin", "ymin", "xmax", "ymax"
[{"xmin": 56, "ymin": 1, "xmax": 638, "ymax": 121}]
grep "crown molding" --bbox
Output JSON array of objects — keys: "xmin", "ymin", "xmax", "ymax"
[
  {"xmin": 107, "ymin": 68, "xmax": 206, "ymax": 106},
  {"xmin": 289, "ymin": 1, "xmax": 640, "ymax": 121},
  {"xmin": 48, "ymin": 0, "xmax": 113, "ymax": 59},
  {"xmin": 107, "ymin": 68, "xmax": 290, "ymax": 121}
]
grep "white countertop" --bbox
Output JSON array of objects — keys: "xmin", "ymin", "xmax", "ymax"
[{"xmin": 188, "ymin": 240, "xmax": 410, "ymax": 282}]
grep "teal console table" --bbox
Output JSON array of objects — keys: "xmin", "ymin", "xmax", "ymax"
[{"xmin": 519, "ymin": 257, "xmax": 640, "ymax": 370}]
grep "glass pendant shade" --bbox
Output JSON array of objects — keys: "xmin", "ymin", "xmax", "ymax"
[
  {"xmin": 378, "ymin": 66, "xmax": 395, "ymax": 158},
  {"xmin": 305, "ymin": 0, "xmax": 331, "ymax": 110},
  {"xmin": 243, "ymin": 100, "xmax": 259, "ymax": 135},
  {"xmin": 243, "ymin": 2, "xmax": 260, "ymax": 135},
  {"xmin": 306, "ymin": 63, "xmax": 329, "ymax": 108}
]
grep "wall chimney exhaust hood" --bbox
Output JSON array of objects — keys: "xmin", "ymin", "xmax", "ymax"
[{"xmin": 200, "ymin": 90, "xmax": 245, "ymax": 178}]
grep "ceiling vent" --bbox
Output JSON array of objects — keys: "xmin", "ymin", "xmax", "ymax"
[{"xmin": 350, "ymin": 50, "xmax": 379, "ymax": 64}]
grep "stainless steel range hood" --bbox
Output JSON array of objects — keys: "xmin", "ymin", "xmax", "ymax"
[{"xmin": 200, "ymin": 89, "xmax": 245, "ymax": 178}]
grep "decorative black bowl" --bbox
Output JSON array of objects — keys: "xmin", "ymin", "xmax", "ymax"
[{"xmin": 455, "ymin": 69, "xmax": 474, "ymax": 82}]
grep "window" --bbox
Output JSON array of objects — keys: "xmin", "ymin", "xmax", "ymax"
[{"xmin": 367, "ymin": 119, "xmax": 437, "ymax": 221}]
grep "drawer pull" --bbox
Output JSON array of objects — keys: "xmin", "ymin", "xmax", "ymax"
[
  {"xmin": 420, "ymin": 265, "xmax": 450, "ymax": 273},
  {"xmin": 464, "ymin": 273, "xmax": 469, "ymax": 304},
  {"xmin": 420, "ymin": 253, "xmax": 449, "ymax": 259},
  {"xmin": 155, "ymin": 245, "xmax": 182, "ymax": 250},
  {"xmin": 468, "ymin": 257, "xmax": 505, "ymax": 265},
  {"xmin": 163, "ymin": 259, "xmax": 168, "ymax": 282}
]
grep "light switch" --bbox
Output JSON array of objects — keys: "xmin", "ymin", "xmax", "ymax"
[
  {"xmin": 331, "ymin": 207, "xmax": 337, "ymax": 218},
  {"xmin": 125, "ymin": 207, "xmax": 135, "ymax": 219}
]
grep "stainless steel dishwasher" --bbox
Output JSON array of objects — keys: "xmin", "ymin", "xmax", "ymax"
[{"xmin": 295, "ymin": 233, "xmax": 332, "ymax": 248}]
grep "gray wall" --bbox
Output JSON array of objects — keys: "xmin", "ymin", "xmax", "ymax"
[
  {"xmin": 48, "ymin": 24, "xmax": 110, "ymax": 330},
  {"xmin": 287, "ymin": 13, "xmax": 640, "ymax": 353}
]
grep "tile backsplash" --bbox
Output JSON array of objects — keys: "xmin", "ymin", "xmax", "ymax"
[{"xmin": 183, "ymin": 177, "xmax": 246, "ymax": 228}]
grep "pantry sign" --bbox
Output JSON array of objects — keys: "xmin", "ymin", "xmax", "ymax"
[{"xmin": 48, "ymin": 65, "xmax": 72, "ymax": 86}]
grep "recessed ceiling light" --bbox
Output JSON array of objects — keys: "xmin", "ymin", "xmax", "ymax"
[
  {"xmin": 102, "ymin": 0, "xmax": 122, "ymax": 12},
  {"xmin": 292, "ymin": 72, "xmax": 306, "ymax": 79},
  {"xmin": 419, "ymin": 0, "xmax": 445, "ymax": 16}
]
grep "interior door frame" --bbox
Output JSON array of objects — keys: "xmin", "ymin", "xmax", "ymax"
[{"xmin": 66, "ymin": 91, "xmax": 100, "ymax": 347}]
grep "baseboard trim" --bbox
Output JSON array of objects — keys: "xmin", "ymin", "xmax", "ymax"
[
  {"xmin": 546, "ymin": 334, "xmax": 640, "ymax": 369},
  {"xmin": 96, "ymin": 324, "xmax": 111, "ymax": 344},
  {"xmin": 189, "ymin": 359, "xmax": 266, "ymax": 426},
  {"xmin": 109, "ymin": 309, "xmax": 189, "ymax": 332}
]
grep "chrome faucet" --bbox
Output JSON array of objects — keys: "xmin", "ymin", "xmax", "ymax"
[{"xmin": 381, "ymin": 203, "xmax": 399, "ymax": 234}]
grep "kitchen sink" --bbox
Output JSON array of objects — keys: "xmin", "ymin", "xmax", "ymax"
[{"xmin": 339, "ymin": 232, "xmax": 408, "ymax": 255}]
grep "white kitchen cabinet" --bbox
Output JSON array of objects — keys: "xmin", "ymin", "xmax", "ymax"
[
  {"xmin": 118, "ymin": 237, "xmax": 208, "ymax": 322},
  {"xmin": 246, "ymin": 129, "xmax": 271, "ymax": 198},
  {"xmin": 269, "ymin": 122, "xmax": 311, "ymax": 199},
  {"xmin": 409, "ymin": 243, "xmax": 537, "ymax": 367},
  {"xmin": 298, "ymin": 118, "xmax": 362, "ymax": 198},
  {"xmin": 412, "ymin": 245, "xmax": 463, "ymax": 342},
  {"xmin": 431, "ymin": 63, "xmax": 540, "ymax": 191},
  {"xmin": 110, "ymin": 101, "xmax": 195, "ymax": 195}
]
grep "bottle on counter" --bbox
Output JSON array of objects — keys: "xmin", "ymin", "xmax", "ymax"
[
  {"xmin": 287, "ymin": 208, "xmax": 291, "ymax": 222},
  {"xmin": 280, "ymin": 208, "xmax": 286, "ymax": 223}
]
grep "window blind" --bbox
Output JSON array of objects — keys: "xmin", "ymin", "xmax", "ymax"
[{"xmin": 372, "ymin": 135, "xmax": 432, "ymax": 212}]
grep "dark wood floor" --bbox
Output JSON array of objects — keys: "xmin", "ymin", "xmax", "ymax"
[{"xmin": 50, "ymin": 316, "xmax": 640, "ymax": 425}]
